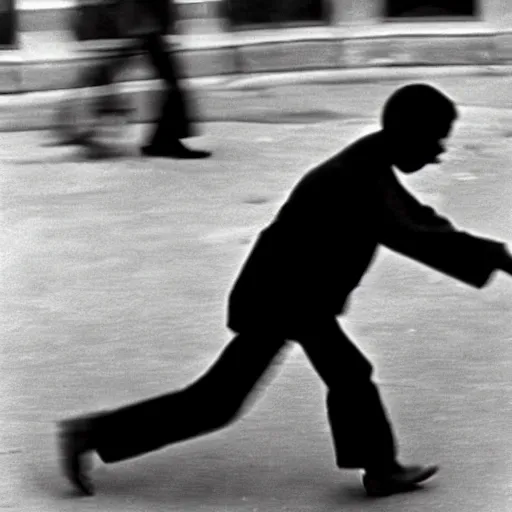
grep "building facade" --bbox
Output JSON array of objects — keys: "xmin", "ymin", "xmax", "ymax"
[
  {"xmin": 11, "ymin": 0, "xmax": 512, "ymax": 34},
  {"xmin": 1, "ymin": 0, "xmax": 510, "ymax": 94},
  {"xmin": 224, "ymin": 0, "xmax": 511, "ymax": 28},
  {"xmin": 219, "ymin": 0, "xmax": 512, "ymax": 71}
]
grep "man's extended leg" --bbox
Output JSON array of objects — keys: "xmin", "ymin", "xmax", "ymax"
[
  {"xmin": 59, "ymin": 332, "xmax": 287, "ymax": 494},
  {"xmin": 296, "ymin": 318, "xmax": 438, "ymax": 496}
]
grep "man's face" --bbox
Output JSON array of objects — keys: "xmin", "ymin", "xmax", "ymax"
[{"xmin": 394, "ymin": 121, "xmax": 453, "ymax": 174}]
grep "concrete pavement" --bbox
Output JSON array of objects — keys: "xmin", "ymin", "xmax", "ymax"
[{"xmin": 1, "ymin": 77, "xmax": 511, "ymax": 511}]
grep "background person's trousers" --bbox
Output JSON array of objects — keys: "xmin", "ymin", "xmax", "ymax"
[
  {"xmin": 93, "ymin": 319, "xmax": 397, "ymax": 469},
  {"xmin": 141, "ymin": 33, "xmax": 193, "ymax": 143},
  {"xmin": 69, "ymin": 32, "xmax": 192, "ymax": 142}
]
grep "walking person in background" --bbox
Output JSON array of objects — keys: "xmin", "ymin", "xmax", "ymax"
[
  {"xmin": 52, "ymin": 0, "xmax": 136, "ymax": 156},
  {"xmin": 54, "ymin": 0, "xmax": 211, "ymax": 159},
  {"xmin": 58, "ymin": 83, "xmax": 512, "ymax": 498}
]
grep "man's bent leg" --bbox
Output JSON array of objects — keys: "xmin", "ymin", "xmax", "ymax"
[
  {"xmin": 92, "ymin": 333, "xmax": 287, "ymax": 463},
  {"xmin": 297, "ymin": 319, "xmax": 397, "ymax": 470},
  {"xmin": 326, "ymin": 385, "xmax": 397, "ymax": 470}
]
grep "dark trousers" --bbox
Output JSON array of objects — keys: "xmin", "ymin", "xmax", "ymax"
[
  {"xmin": 93, "ymin": 319, "xmax": 397, "ymax": 469},
  {"xmin": 70, "ymin": 33, "xmax": 191, "ymax": 143},
  {"xmin": 139, "ymin": 33, "xmax": 192, "ymax": 143}
]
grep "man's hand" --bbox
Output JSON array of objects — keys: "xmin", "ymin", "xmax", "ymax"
[{"xmin": 497, "ymin": 245, "xmax": 512, "ymax": 276}]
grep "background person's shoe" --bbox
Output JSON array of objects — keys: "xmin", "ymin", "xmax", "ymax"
[
  {"xmin": 58, "ymin": 417, "xmax": 96, "ymax": 496},
  {"xmin": 50, "ymin": 130, "xmax": 95, "ymax": 147},
  {"xmin": 362, "ymin": 464, "xmax": 439, "ymax": 497},
  {"xmin": 50, "ymin": 102, "xmax": 94, "ymax": 147},
  {"xmin": 141, "ymin": 140, "xmax": 212, "ymax": 159},
  {"xmin": 94, "ymin": 94, "xmax": 134, "ymax": 117},
  {"xmin": 49, "ymin": 110, "xmax": 94, "ymax": 147},
  {"xmin": 81, "ymin": 139, "xmax": 122, "ymax": 160}
]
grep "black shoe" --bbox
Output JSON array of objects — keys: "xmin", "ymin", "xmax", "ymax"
[
  {"xmin": 58, "ymin": 417, "xmax": 96, "ymax": 496},
  {"xmin": 50, "ymin": 104, "xmax": 92, "ymax": 147},
  {"xmin": 141, "ymin": 141, "xmax": 212, "ymax": 159},
  {"xmin": 49, "ymin": 125, "xmax": 95, "ymax": 147},
  {"xmin": 81, "ymin": 140, "xmax": 121, "ymax": 160},
  {"xmin": 362, "ymin": 464, "xmax": 439, "ymax": 497},
  {"xmin": 94, "ymin": 95, "xmax": 134, "ymax": 117}
]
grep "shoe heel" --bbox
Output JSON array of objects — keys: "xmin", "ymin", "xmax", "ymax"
[{"xmin": 362, "ymin": 474, "xmax": 392, "ymax": 497}]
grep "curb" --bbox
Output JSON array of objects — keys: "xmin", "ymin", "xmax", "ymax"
[
  {"xmin": 0, "ymin": 65, "xmax": 510, "ymax": 132},
  {"xmin": 2, "ymin": 25, "xmax": 512, "ymax": 94},
  {"xmin": 216, "ymin": 64, "xmax": 512, "ymax": 89}
]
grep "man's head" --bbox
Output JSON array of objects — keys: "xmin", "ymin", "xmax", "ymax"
[{"xmin": 381, "ymin": 83, "xmax": 458, "ymax": 173}]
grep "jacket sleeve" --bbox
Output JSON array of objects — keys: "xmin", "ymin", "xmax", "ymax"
[{"xmin": 373, "ymin": 171, "xmax": 505, "ymax": 288}]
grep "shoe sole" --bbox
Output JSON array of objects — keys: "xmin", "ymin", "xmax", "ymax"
[
  {"xmin": 141, "ymin": 146, "xmax": 212, "ymax": 159},
  {"xmin": 58, "ymin": 422, "xmax": 95, "ymax": 496},
  {"xmin": 363, "ymin": 466, "xmax": 439, "ymax": 497}
]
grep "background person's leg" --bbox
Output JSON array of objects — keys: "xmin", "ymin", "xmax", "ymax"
[
  {"xmin": 87, "ymin": 49, "xmax": 138, "ymax": 115},
  {"xmin": 53, "ymin": 41, "xmax": 139, "ymax": 146},
  {"xmin": 139, "ymin": 34, "xmax": 210, "ymax": 157},
  {"xmin": 142, "ymin": 33, "xmax": 192, "ymax": 144},
  {"xmin": 297, "ymin": 319, "xmax": 398, "ymax": 471},
  {"xmin": 93, "ymin": 333, "xmax": 288, "ymax": 463}
]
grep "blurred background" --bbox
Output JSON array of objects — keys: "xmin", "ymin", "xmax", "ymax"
[
  {"xmin": 1, "ymin": 2, "xmax": 511, "ymax": 512},
  {"xmin": 0, "ymin": 0, "xmax": 510, "ymax": 130},
  {"xmin": 1, "ymin": 0, "xmax": 511, "ymax": 90}
]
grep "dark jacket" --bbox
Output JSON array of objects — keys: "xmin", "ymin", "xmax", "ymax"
[{"xmin": 227, "ymin": 131, "xmax": 504, "ymax": 334}]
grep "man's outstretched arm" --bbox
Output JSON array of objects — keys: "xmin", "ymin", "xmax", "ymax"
[
  {"xmin": 373, "ymin": 172, "xmax": 507, "ymax": 288},
  {"xmin": 495, "ymin": 245, "xmax": 512, "ymax": 276}
]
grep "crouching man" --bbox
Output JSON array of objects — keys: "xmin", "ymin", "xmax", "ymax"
[{"xmin": 59, "ymin": 83, "xmax": 512, "ymax": 498}]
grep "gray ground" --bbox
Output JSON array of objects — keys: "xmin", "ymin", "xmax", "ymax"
[{"xmin": 1, "ymin": 75, "xmax": 512, "ymax": 511}]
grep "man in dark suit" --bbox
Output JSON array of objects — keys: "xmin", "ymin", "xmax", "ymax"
[
  {"xmin": 59, "ymin": 84, "xmax": 512, "ymax": 497},
  {"xmin": 55, "ymin": 0, "xmax": 211, "ymax": 159}
]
